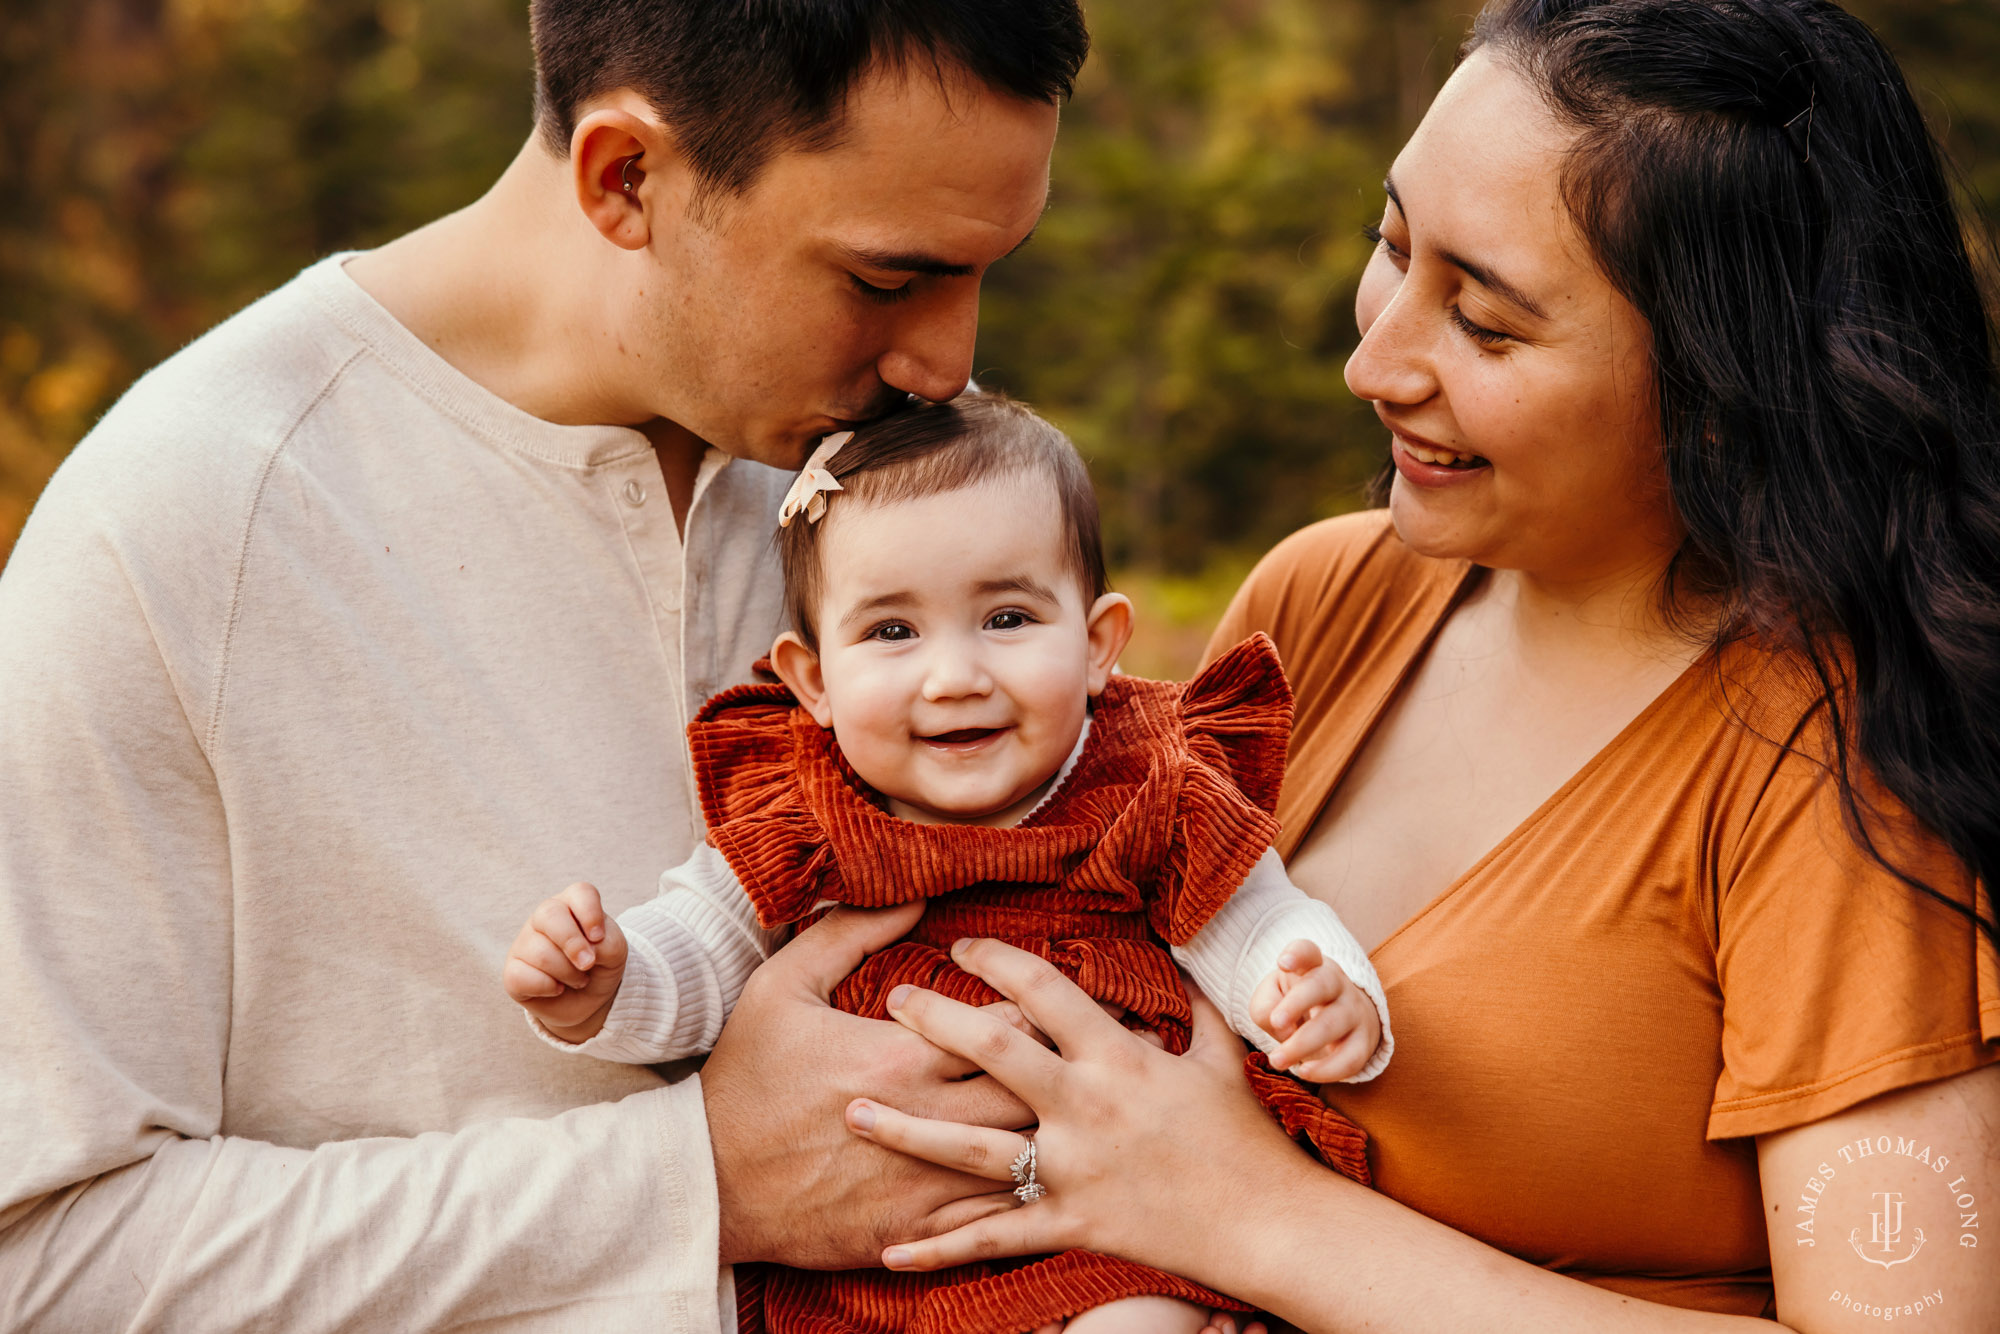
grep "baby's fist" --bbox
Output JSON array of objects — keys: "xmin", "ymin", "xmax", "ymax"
[
  {"xmin": 502, "ymin": 882, "xmax": 629, "ymax": 1042},
  {"xmin": 1249, "ymin": 939, "xmax": 1381, "ymax": 1083}
]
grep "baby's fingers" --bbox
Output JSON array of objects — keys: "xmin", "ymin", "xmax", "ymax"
[
  {"xmin": 502, "ymin": 956, "xmax": 565, "ymax": 1003},
  {"xmin": 511, "ymin": 926, "xmax": 593, "ymax": 991},
  {"xmin": 1275, "ymin": 937, "xmax": 1324, "ymax": 974},
  {"xmin": 534, "ymin": 886, "xmax": 604, "ymax": 970},
  {"xmin": 1265, "ymin": 961, "xmax": 1350, "ymax": 1035},
  {"xmin": 1285, "ymin": 1024, "xmax": 1377, "ymax": 1084},
  {"xmin": 1248, "ymin": 970, "xmax": 1286, "ymax": 1036}
]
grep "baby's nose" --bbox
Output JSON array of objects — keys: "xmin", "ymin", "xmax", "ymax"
[{"xmin": 920, "ymin": 645, "xmax": 992, "ymax": 699}]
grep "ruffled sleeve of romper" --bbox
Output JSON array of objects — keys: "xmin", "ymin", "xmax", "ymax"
[
  {"xmin": 689, "ymin": 683, "xmax": 845, "ymax": 930},
  {"xmin": 1144, "ymin": 632, "xmax": 1294, "ymax": 945}
]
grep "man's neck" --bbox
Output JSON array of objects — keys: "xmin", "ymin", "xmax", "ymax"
[{"xmin": 343, "ymin": 137, "xmax": 655, "ymax": 431}]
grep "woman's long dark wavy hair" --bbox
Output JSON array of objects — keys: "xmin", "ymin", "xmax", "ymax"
[{"xmin": 1465, "ymin": 0, "xmax": 2000, "ymax": 945}]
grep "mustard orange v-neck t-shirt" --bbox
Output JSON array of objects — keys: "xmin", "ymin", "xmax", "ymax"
[{"xmin": 1205, "ymin": 511, "xmax": 1999, "ymax": 1318}]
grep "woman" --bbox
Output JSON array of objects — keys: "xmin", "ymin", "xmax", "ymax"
[{"xmin": 835, "ymin": 1, "xmax": 2000, "ymax": 1329}]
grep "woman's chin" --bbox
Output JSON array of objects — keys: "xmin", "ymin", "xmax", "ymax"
[{"xmin": 1385, "ymin": 482, "xmax": 1490, "ymax": 564}]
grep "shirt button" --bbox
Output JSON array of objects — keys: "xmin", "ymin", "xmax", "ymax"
[{"xmin": 622, "ymin": 480, "xmax": 647, "ymax": 507}]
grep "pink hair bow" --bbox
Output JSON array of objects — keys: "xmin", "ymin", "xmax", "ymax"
[{"xmin": 777, "ymin": 431, "xmax": 854, "ymax": 528}]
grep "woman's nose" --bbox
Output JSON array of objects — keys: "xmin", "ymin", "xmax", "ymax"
[{"xmin": 1343, "ymin": 265, "xmax": 1437, "ymax": 408}]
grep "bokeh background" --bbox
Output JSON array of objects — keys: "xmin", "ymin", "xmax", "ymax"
[{"xmin": 4, "ymin": 0, "xmax": 1996, "ymax": 673}]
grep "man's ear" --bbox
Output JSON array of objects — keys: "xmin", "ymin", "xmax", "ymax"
[
  {"xmin": 770, "ymin": 631, "xmax": 834, "ymax": 727},
  {"xmin": 570, "ymin": 95, "xmax": 681, "ymax": 251},
  {"xmin": 1083, "ymin": 592, "xmax": 1135, "ymax": 695}
]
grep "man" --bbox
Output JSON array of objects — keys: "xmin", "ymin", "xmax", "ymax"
[{"xmin": 0, "ymin": 2, "xmax": 1087, "ymax": 1327}]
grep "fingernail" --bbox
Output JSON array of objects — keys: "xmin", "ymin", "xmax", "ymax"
[
  {"xmin": 884, "ymin": 1247, "xmax": 913, "ymax": 1269},
  {"xmin": 578, "ymin": 949, "xmax": 594, "ymax": 968},
  {"xmin": 849, "ymin": 1101, "xmax": 876, "ymax": 1131},
  {"xmin": 588, "ymin": 926, "xmax": 604, "ymax": 942},
  {"xmin": 887, "ymin": 984, "xmax": 913, "ymax": 1011},
  {"xmin": 1278, "ymin": 951, "xmax": 1296, "ymax": 970},
  {"xmin": 950, "ymin": 938, "xmax": 971, "ymax": 957}
]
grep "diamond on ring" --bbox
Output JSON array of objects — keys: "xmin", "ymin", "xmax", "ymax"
[{"xmin": 1009, "ymin": 1138, "xmax": 1044, "ymax": 1204}]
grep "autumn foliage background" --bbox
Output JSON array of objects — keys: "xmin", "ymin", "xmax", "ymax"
[{"xmin": 3, "ymin": 0, "xmax": 1996, "ymax": 673}]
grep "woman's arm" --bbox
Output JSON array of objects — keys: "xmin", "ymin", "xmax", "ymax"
[{"xmin": 850, "ymin": 939, "xmax": 1996, "ymax": 1334}]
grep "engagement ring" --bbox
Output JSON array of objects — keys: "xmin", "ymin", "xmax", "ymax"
[{"xmin": 1009, "ymin": 1136, "xmax": 1045, "ymax": 1204}]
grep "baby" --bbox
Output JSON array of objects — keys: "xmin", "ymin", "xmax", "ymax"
[{"xmin": 503, "ymin": 393, "xmax": 1390, "ymax": 1334}]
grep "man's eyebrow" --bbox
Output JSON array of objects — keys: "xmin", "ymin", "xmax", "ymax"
[
  {"xmin": 1382, "ymin": 173, "xmax": 1552, "ymax": 322},
  {"xmin": 837, "ymin": 224, "xmax": 1040, "ymax": 280}
]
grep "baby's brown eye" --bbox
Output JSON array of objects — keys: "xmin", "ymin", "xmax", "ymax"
[
  {"xmin": 986, "ymin": 611, "xmax": 1030, "ymax": 631},
  {"xmin": 869, "ymin": 622, "xmax": 915, "ymax": 642}
]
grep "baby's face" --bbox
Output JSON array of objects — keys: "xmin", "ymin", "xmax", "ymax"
[{"xmin": 777, "ymin": 475, "xmax": 1127, "ymax": 827}]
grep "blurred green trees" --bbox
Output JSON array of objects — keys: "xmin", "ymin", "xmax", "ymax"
[{"xmin": 4, "ymin": 0, "xmax": 1997, "ymax": 624}]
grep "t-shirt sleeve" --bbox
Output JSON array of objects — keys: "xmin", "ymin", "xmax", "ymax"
[{"xmin": 1708, "ymin": 743, "xmax": 1999, "ymax": 1139}]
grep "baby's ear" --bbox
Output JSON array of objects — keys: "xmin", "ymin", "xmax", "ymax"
[
  {"xmin": 1083, "ymin": 593, "xmax": 1135, "ymax": 695},
  {"xmin": 769, "ymin": 631, "xmax": 834, "ymax": 727}
]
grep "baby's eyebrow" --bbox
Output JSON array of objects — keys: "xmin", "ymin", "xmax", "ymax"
[
  {"xmin": 837, "ymin": 591, "xmax": 916, "ymax": 630},
  {"xmin": 974, "ymin": 576, "xmax": 1060, "ymax": 603}
]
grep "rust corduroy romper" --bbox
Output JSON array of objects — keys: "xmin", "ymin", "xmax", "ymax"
[{"xmin": 693, "ymin": 635, "xmax": 1371, "ymax": 1334}]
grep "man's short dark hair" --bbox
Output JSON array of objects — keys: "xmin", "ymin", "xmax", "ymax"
[{"xmin": 530, "ymin": 0, "xmax": 1089, "ymax": 201}]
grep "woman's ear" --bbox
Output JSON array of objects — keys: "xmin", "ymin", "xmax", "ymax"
[
  {"xmin": 770, "ymin": 631, "xmax": 834, "ymax": 727},
  {"xmin": 570, "ymin": 96, "xmax": 679, "ymax": 251},
  {"xmin": 1083, "ymin": 593, "xmax": 1135, "ymax": 695}
]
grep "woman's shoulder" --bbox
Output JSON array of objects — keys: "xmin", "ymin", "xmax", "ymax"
[{"xmin": 1203, "ymin": 509, "xmax": 1469, "ymax": 698}]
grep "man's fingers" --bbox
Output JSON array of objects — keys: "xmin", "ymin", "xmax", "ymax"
[
  {"xmin": 846, "ymin": 1098, "xmax": 1029, "ymax": 1181},
  {"xmin": 775, "ymin": 903, "xmax": 926, "ymax": 999}
]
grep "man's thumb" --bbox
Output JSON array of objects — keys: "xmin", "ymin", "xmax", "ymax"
[{"xmin": 779, "ymin": 901, "xmax": 926, "ymax": 998}]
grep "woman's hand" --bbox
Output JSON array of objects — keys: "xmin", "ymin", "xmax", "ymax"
[{"xmin": 843, "ymin": 936, "xmax": 1313, "ymax": 1277}]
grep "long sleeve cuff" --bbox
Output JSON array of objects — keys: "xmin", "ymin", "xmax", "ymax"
[{"xmin": 1175, "ymin": 848, "xmax": 1394, "ymax": 1083}]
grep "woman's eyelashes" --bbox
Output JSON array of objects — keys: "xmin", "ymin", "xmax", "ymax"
[
  {"xmin": 1448, "ymin": 304, "xmax": 1513, "ymax": 346},
  {"xmin": 1361, "ymin": 222, "xmax": 1405, "ymax": 262},
  {"xmin": 850, "ymin": 273, "xmax": 916, "ymax": 305},
  {"xmin": 1364, "ymin": 222, "xmax": 1515, "ymax": 348}
]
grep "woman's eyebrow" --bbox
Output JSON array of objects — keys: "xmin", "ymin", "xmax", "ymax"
[{"xmin": 1383, "ymin": 173, "xmax": 1552, "ymax": 322}]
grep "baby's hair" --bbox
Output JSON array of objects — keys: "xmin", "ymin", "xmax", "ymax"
[{"xmin": 778, "ymin": 391, "xmax": 1107, "ymax": 651}]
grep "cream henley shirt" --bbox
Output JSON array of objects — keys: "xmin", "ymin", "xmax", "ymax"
[{"xmin": 0, "ymin": 255, "xmax": 793, "ymax": 1330}]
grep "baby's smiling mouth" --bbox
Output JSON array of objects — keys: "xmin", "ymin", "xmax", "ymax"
[{"xmin": 920, "ymin": 727, "xmax": 1007, "ymax": 748}]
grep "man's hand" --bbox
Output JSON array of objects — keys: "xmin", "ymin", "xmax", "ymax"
[
  {"xmin": 501, "ymin": 882, "xmax": 628, "ymax": 1043},
  {"xmin": 701, "ymin": 903, "xmax": 1035, "ymax": 1268}
]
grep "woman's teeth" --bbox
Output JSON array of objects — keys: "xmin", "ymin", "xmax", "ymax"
[{"xmin": 1401, "ymin": 439, "xmax": 1486, "ymax": 468}]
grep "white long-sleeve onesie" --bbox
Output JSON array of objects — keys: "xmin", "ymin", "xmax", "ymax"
[{"xmin": 543, "ymin": 827, "xmax": 1393, "ymax": 1082}]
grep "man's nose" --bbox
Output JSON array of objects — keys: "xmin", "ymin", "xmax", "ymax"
[{"xmin": 877, "ymin": 284, "xmax": 978, "ymax": 404}]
